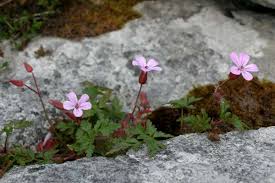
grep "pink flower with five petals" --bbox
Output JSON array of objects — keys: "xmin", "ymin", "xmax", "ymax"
[
  {"xmin": 230, "ymin": 52, "xmax": 259, "ymax": 81},
  {"xmin": 63, "ymin": 92, "xmax": 92, "ymax": 117},
  {"xmin": 132, "ymin": 56, "xmax": 162, "ymax": 72}
]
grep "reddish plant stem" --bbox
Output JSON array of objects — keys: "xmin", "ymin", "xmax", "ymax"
[
  {"xmin": 131, "ymin": 84, "xmax": 143, "ymax": 118},
  {"xmin": 24, "ymin": 84, "xmax": 38, "ymax": 94},
  {"xmin": 31, "ymin": 72, "xmax": 52, "ymax": 126},
  {"xmin": 3, "ymin": 135, "xmax": 9, "ymax": 153},
  {"xmin": 214, "ymin": 79, "xmax": 229, "ymax": 93}
]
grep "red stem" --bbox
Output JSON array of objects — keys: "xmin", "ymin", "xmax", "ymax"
[
  {"xmin": 3, "ymin": 135, "xmax": 9, "ymax": 153},
  {"xmin": 31, "ymin": 72, "xmax": 52, "ymax": 126},
  {"xmin": 131, "ymin": 84, "xmax": 143, "ymax": 118},
  {"xmin": 24, "ymin": 84, "xmax": 38, "ymax": 94},
  {"xmin": 214, "ymin": 79, "xmax": 229, "ymax": 93}
]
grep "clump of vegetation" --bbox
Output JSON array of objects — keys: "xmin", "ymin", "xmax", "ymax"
[
  {"xmin": 149, "ymin": 52, "xmax": 274, "ymax": 140},
  {"xmin": 1, "ymin": 55, "xmax": 170, "ymax": 177},
  {"xmin": 0, "ymin": 0, "xmax": 143, "ymax": 49},
  {"xmin": 0, "ymin": 0, "xmax": 61, "ymax": 49},
  {"xmin": 1, "ymin": 52, "xmax": 274, "ymax": 178}
]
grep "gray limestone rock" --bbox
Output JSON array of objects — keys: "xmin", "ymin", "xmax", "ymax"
[
  {"xmin": 250, "ymin": 0, "xmax": 275, "ymax": 9},
  {"xmin": 0, "ymin": 0, "xmax": 275, "ymax": 181},
  {"xmin": 1, "ymin": 127, "xmax": 275, "ymax": 183},
  {"xmin": 1, "ymin": 0, "xmax": 274, "ymax": 147}
]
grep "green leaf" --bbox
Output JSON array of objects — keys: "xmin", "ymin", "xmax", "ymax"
[
  {"xmin": 126, "ymin": 121, "xmax": 172, "ymax": 156},
  {"xmin": 106, "ymin": 138, "xmax": 141, "ymax": 156},
  {"xmin": 69, "ymin": 121, "xmax": 96, "ymax": 157},
  {"xmin": 13, "ymin": 120, "xmax": 32, "ymax": 129},
  {"xmin": 184, "ymin": 109, "xmax": 211, "ymax": 132},
  {"xmin": 219, "ymin": 99, "xmax": 249, "ymax": 131},
  {"xmin": 11, "ymin": 146, "xmax": 35, "ymax": 166},
  {"xmin": 56, "ymin": 121, "xmax": 77, "ymax": 135},
  {"xmin": 0, "ymin": 61, "xmax": 8, "ymax": 71},
  {"xmin": 105, "ymin": 97, "xmax": 125, "ymax": 121},
  {"xmin": 1, "ymin": 120, "xmax": 32, "ymax": 136},
  {"xmin": 36, "ymin": 149, "xmax": 58, "ymax": 164},
  {"xmin": 95, "ymin": 118, "xmax": 120, "ymax": 136}
]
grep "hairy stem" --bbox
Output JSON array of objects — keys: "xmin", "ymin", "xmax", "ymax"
[
  {"xmin": 31, "ymin": 72, "xmax": 52, "ymax": 126},
  {"xmin": 24, "ymin": 84, "xmax": 39, "ymax": 94},
  {"xmin": 214, "ymin": 79, "xmax": 229, "ymax": 93},
  {"xmin": 131, "ymin": 84, "xmax": 143, "ymax": 118}
]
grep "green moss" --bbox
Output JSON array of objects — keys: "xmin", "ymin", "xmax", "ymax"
[{"xmin": 0, "ymin": 0, "xmax": 143, "ymax": 49}]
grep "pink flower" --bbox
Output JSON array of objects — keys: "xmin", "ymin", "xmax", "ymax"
[
  {"xmin": 230, "ymin": 52, "xmax": 259, "ymax": 81},
  {"xmin": 132, "ymin": 56, "xmax": 162, "ymax": 72},
  {"xmin": 63, "ymin": 92, "xmax": 92, "ymax": 117}
]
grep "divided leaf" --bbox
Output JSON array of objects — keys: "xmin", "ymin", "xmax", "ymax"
[
  {"xmin": 183, "ymin": 109, "xmax": 211, "ymax": 132},
  {"xmin": 219, "ymin": 100, "xmax": 249, "ymax": 130}
]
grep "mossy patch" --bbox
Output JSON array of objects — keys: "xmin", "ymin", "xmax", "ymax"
[
  {"xmin": 42, "ymin": 0, "xmax": 143, "ymax": 39},
  {"xmin": 0, "ymin": 0, "xmax": 143, "ymax": 49},
  {"xmin": 149, "ymin": 77, "xmax": 275, "ymax": 137}
]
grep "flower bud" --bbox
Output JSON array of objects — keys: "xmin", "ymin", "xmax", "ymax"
[
  {"xmin": 140, "ymin": 92, "xmax": 150, "ymax": 106},
  {"xmin": 23, "ymin": 62, "xmax": 33, "ymax": 73},
  {"xmin": 49, "ymin": 99, "xmax": 64, "ymax": 110},
  {"xmin": 139, "ymin": 71, "xmax": 147, "ymax": 84},
  {"xmin": 9, "ymin": 80, "xmax": 24, "ymax": 87}
]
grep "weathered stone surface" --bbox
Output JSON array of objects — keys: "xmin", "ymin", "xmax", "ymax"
[
  {"xmin": 0, "ymin": 0, "xmax": 275, "ymax": 180},
  {"xmin": 250, "ymin": 0, "xmax": 275, "ymax": 9},
  {"xmin": 1, "ymin": 0, "xmax": 274, "ymax": 147},
  {"xmin": 1, "ymin": 127, "xmax": 275, "ymax": 183}
]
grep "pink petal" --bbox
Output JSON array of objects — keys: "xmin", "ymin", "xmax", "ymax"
[
  {"xmin": 133, "ymin": 56, "xmax": 146, "ymax": 68},
  {"xmin": 245, "ymin": 64, "xmax": 259, "ymax": 72},
  {"xmin": 42, "ymin": 132, "xmax": 52, "ymax": 146},
  {"xmin": 149, "ymin": 66, "xmax": 162, "ymax": 71},
  {"xmin": 73, "ymin": 108, "xmax": 83, "ymax": 117},
  {"xmin": 66, "ymin": 92, "xmax": 78, "ymax": 104},
  {"xmin": 140, "ymin": 67, "xmax": 150, "ymax": 72},
  {"xmin": 230, "ymin": 52, "xmax": 241, "ymax": 67},
  {"xmin": 239, "ymin": 52, "xmax": 250, "ymax": 66},
  {"xmin": 79, "ymin": 102, "xmax": 92, "ymax": 110},
  {"xmin": 230, "ymin": 66, "xmax": 241, "ymax": 75},
  {"xmin": 241, "ymin": 71, "xmax": 253, "ymax": 81},
  {"xmin": 79, "ymin": 94, "xmax": 89, "ymax": 104},
  {"xmin": 147, "ymin": 59, "xmax": 159, "ymax": 68},
  {"xmin": 63, "ymin": 101, "xmax": 76, "ymax": 110}
]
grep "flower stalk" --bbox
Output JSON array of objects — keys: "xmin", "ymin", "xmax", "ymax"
[{"xmin": 131, "ymin": 83, "xmax": 143, "ymax": 117}]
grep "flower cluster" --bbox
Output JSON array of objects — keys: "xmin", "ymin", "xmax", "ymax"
[{"xmin": 7, "ymin": 52, "xmax": 260, "ymax": 155}]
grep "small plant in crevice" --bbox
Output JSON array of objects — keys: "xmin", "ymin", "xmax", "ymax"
[
  {"xmin": 218, "ymin": 99, "xmax": 249, "ymax": 131},
  {"xmin": 0, "ymin": 120, "xmax": 32, "ymax": 153},
  {"xmin": 0, "ymin": 55, "xmax": 171, "ymax": 177},
  {"xmin": 169, "ymin": 96, "xmax": 202, "ymax": 129},
  {"xmin": 1, "ymin": 51, "xmax": 272, "ymax": 178},
  {"xmin": 183, "ymin": 109, "xmax": 211, "ymax": 133},
  {"xmin": 149, "ymin": 52, "xmax": 268, "ymax": 140}
]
